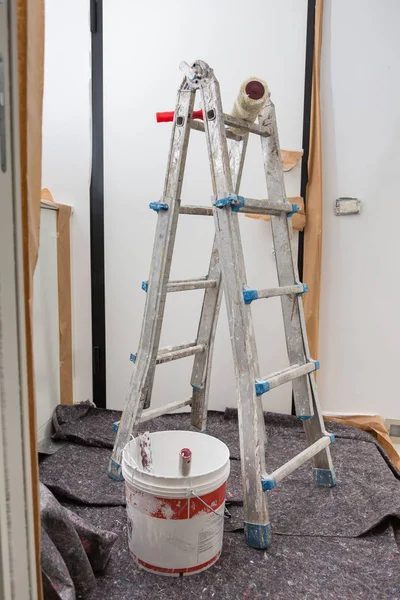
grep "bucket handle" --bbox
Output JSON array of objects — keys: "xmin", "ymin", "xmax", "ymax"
[{"xmin": 190, "ymin": 490, "xmax": 231, "ymax": 520}]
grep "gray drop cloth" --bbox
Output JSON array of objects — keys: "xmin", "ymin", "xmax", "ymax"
[
  {"xmin": 52, "ymin": 403, "xmax": 400, "ymax": 477},
  {"xmin": 42, "ymin": 407, "xmax": 400, "ymax": 538},
  {"xmin": 52, "ymin": 402, "xmax": 122, "ymax": 449},
  {"xmin": 40, "ymin": 444, "xmax": 125, "ymax": 506},
  {"xmin": 41, "ymin": 405, "xmax": 400, "ymax": 599},
  {"xmin": 62, "ymin": 504, "xmax": 400, "ymax": 600},
  {"xmin": 40, "ymin": 483, "xmax": 117, "ymax": 599}
]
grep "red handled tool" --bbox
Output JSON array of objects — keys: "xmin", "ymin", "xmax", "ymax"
[{"xmin": 156, "ymin": 109, "xmax": 204, "ymax": 123}]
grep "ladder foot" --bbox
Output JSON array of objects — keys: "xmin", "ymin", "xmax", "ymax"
[
  {"xmin": 112, "ymin": 421, "xmax": 119, "ymax": 432},
  {"xmin": 244, "ymin": 522, "xmax": 273, "ymax": 549},
  {"xmin": 313, "ymin": 467, "xmax": 337, "ymax": 488},
  {"xmin": 108, "ymin": 459, "xmax": 124, "ymax": 481}
]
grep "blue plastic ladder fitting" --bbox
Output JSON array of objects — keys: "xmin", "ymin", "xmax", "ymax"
[
  {"xmin": 214, "ymin": 194, "xmax": 245, "ymax": 212},
  {"xmin": 149, "ymin": 202, "xmax": 169, "ymax": 212}
]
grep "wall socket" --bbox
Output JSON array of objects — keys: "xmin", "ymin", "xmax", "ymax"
[
  {"xmin": 334, "ymin": 197, "xmax": 361, "ymax": 216},
  {"xmin": 385, "ymin": 419, "xmax": 400, "ymax": 442}
]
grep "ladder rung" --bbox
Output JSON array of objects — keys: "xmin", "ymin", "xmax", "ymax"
[
  {"xmin": 179, "ymin": 205, "xmax": 213, "ymax": 216},
  {"xmin": 190, "ymin": 119, "xmax": 243, "ymax": 142},
  {"xmin": 261, "ymin": 435, "xmax": 335, "ymax": 490},
  {"xmin": 255, "ymin": 361, "xmax": 319, "ymax": 396},
  {"xmin": 140, "ymin": 397, "xmax": 193, "ymax": 423},
  {"xmin": 142, "ymin": 277, "xmax": 217, "ymax": 293},
  {"xmin": 113, "ymin": 397, "xmax": 193, "ymax": 431},
  {"xmin": 167, "ymin": 278, "xmax": 217, "ymax": 293},
  {"xmin": 156, "ymin": 342, "xmax": 205, "ymax": 364},
  {"xmin": 157, "ymin": 340, "xmax": 196, "ymax": 356},
  {"xmin": 222, "ymin": 113, "xmax": 270, "ymax": 137},
  {"xmin": 243, "ymin": 283, "xmax": 308, "ymax": 304},
  {"xmin": 189, "ymin": 111, "xmax": 270, "ymax": 138},
  {"xmin": 214, "ymin": 194, "xmax": 299, "ymax": 216}
]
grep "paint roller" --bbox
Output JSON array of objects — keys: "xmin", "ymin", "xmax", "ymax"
[
  {"xmin": 179, "ymin": 447, "xmax": 192, "ymax": 476},
  {"xmin": 156, "ymin": 77, "xmax": 268, "ymax": 136},
  {"xmin": 229, "ymin": 76, "xmax": 269, "ymax": 135}
]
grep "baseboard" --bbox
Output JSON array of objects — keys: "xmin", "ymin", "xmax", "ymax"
[{"xmin": 323, "ymin": 411, "xmax": 377, "ymax": 418}]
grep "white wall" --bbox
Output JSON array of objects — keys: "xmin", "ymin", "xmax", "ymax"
[
  {"xmin": 103, "ymin": 0, "xmax": 307, "ymax": 413},
  {"xmin": 319, "ymin": 0, "xmax": 400, "ymax": 419},
  {"xmin": 40, "ymin": 0, "xmax": 400, "ymax": 421},
  {"xmin": 41, "ymin": 0, "xmax": 92, "ymax": 404},
  {"xmin": 33, "ymin": 206, "xmax": 60, "ymax": 439}
]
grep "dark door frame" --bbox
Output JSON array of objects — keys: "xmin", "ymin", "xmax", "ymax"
[
  {"xmin": 89, "ymin": 0, "xmax": 315, "ymax": 410},
  {"xmin": 90, "ymin": 0, "xmax": 106, "ymax": 408}
]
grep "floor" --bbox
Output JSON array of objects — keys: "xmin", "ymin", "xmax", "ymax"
[{"xmin": 40, "ymin": 406, "xmax": 400, "ymax": 600}]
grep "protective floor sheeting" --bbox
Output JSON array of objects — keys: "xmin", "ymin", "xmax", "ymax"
[{"xmin": 40, "ymin": 406, "xmax": 400, "ymax": 599}]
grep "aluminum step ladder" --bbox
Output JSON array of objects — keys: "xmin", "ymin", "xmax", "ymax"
[{"xmin": 109, "ymin": 60, "xmax": 336, "ymax": 549}]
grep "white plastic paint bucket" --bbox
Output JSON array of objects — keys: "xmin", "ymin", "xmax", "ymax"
[{"xmin": 122, "ymin": 430, "xmax": 230, "ymax": 576}]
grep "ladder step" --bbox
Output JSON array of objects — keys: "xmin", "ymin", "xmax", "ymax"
[
  {"xmin": 261, "ymin": 434, "xmax": 335, "ymax": 490},
  {"xmin": 161, "ymin": 106, "xmax": 270, "ymax": 139},
  {"xmin": 156, "ymin": 342, "xmax": 205, "ymax": 364},
  {"xmin": 255, "ymin": 361, "xmax": 319, "ymax": 396},
  {"xmin": 142, "ymin": 277, "xmax": 217, "ymax": 293},
  {"xmin": 167, "ymin": 278, "xmax": 217, "ymax": 292},
  {"xmin": 113, "ymin": 397, "xmax": 193, "ymax": 431},
  {"xmin": 179, "ymin": 205, "xmax": 213, "ymax": 216},
  {"xmin": 214, "ymin": 194, "xmax": 299, "ymax": 216},
  {"xmin": 243, "ymin": 283, "xmax": 308, "ymax": 304},
  {"xmin": 222, "ymin": 113, "xmax": 270, "ymax": 137},
  {"xmin": 129, "ymin": 342, "xmax": 205, "ymax": 366},
  {"xmin": 140, "ymin": 397, "xmax": 193, "ymax": 423},
  {"xmin": 190, "ymin": 119, "xmax": 243, "ymax": 142}
]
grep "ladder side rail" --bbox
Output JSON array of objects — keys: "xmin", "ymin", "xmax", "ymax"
[
  {"xmin": 201, "ymin": 73, "xmax": 271, "ymax": 548},
  {"xmin": 259, "ymin": 99, "xmax": 335, "ymax": 480},
  {"xmin": 190, "ymin": 134, "xmax": 249, "ymax": 431},
  {"xmin": 259, "ymin": 99, "xmax": 313, "ymax": 418},
  {"xmin": 108, "ymin": 86, "xmax": 195, "ymax": 479},
  {"xmin": 228, "ymin": 135, "xmax": 267, "ymax": 478}
]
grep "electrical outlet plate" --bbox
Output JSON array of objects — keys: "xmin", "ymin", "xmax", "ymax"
[
  {"xmin": 334, "ymin": 197, "xmax": 361, "ymax": 216},
  {"xmin": 385, "ymin": 419, "xmax": 400, "ymax": 443}
]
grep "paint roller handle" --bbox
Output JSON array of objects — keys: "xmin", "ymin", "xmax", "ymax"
[
  {"xmin": 179, "ymin": 447, "xmax": 192, "ymax": 476},
  {"xmin": 156, "ymin": 109, "xmax": 204, "ymax": 123}
]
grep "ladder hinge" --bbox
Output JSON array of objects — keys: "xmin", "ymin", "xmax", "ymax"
[{"xmin": 214, "ymin": 194, "xmax": 245, "ymax": 212}]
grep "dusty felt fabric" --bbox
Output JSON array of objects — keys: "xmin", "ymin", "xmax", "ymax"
[
  {"xmin": 52, "ymin": 401, "xmax": 122, "ymax": 449},
  {"xmin": 64, "ymin": 504, "xmax": 400, "ymax": 600},
  {"xmin": 41, "ymin": 407, "xmax": 400, "ymax": 540},
  {"xmin": 42, "ymin": 407, "xmax": 400, "ymax": 599},
  {"xmin": 41, "ymin": 528, "xmax": 75, "ymax": 600},
  {"xmin": 52, "ymin": 404, "xmax": 400, "ymax": 478},
  {"xmin": 324, "ymin": 414, "xmax": 400, "ymax": 472},
  {"xmin": 40, "ymin": 483, "xmax": 117, "ymax": 599}
]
